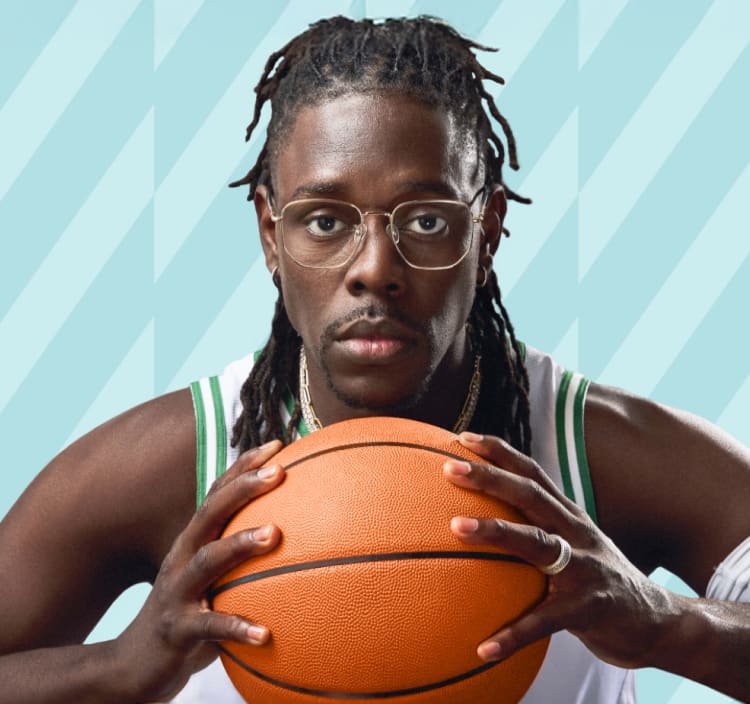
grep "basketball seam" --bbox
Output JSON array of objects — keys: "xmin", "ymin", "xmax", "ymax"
[
  {"xmin": 210, "ymin": 551, "xmax": 530, "ymax": 598},
  {"xmin": 218, "ymin": 642, "xmax": 503, "ymax": 699},
  {"xmin": 282, "ymin": 441, "xmax": 472, "ymax": 471}
]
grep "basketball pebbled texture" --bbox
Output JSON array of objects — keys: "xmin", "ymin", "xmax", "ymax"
[{"xmin": 211, "ymin": 417, "xmax": 549, "ymax": 703}]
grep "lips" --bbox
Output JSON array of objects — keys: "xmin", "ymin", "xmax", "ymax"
[
  {"xmin": 334, "ymin": 318, "xmax": 418, "ymax": 362},
  {"xmin": 336, "ymin": 318, "xmax": 417, "ymax": 342}
]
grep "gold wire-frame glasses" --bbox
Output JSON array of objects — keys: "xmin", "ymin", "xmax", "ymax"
[{"xmin": 268, "ymin": 192, "xmax": 486, "ymax": 271}]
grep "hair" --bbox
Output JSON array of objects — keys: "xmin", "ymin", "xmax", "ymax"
[{"xmin": 229, "ymin": 15, "xmax": 531, "ymax": 455}]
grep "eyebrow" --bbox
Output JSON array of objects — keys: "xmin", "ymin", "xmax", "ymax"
[{"xmin": 289, "ymin": 180, "xmax": 461, "ymax": 201}]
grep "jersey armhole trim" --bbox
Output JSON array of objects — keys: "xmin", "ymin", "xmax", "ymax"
[
  {"xmin": 555, "ymin": 371, "xmax": 599, "ymax": 525},
  {"xmin": 574, "ymin": 377, "xmax": 598, "ymax": 523},
  {"xmin": 190, "ymin": 381, "xmax": 208, "ymax": 510},
  {"xmin": 190, "ymin": 376, "xmax": 228, "ymax": 508},
  {"xmin": 210, "ymin": 376, "xmax": 228, "ymax": 481}
]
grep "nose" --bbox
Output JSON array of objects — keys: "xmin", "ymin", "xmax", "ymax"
[{"xmin": 344, "ymin": 212, "xmax": 406, "ymax": 297}]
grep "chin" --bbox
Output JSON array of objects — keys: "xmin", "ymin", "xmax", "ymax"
[{"xmin": 328, "ymin": 376, "xmax": 429, "ymax": 416}]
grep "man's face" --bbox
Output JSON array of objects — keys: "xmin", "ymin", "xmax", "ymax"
[{"xmin": 258, "ymin": 92, "xmax": 497, "ymax": 420}]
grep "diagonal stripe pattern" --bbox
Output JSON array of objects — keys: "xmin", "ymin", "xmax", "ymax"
[{"xmin": 1, "ymin": 3, "xmax": 747, "ymax": 703}]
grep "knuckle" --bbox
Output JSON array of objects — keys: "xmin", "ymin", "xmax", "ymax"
[
  {"xmin": 191, "ymin": 543, "xmax": 215, "ymax": 575},
  {"xmin": 532, "ymin": 526, "xmax": 551, "ymax": 549},
  {"xmin": 519, "ymin": 479, "xmax": 544, "ymax": 511},
  {"xmin": 156, "ymin": 607, "xmax": 182, "ymax": 646},
  {"xmin": 586, "ymin": 588, "xmax": 616, "ymax": 622}
]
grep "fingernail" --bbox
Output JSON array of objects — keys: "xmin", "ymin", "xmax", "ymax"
[
  {"xmin": 478, "ymin": 641, "xmax": 502, "ymax": 661},
  {"xmin": 252, "ymin": 524, "xmax": 274, "ymax": 542},
  {"xmin": 459, "ymin": 432, "xmax": 484, "ymax": 443},
  {"xmin": 257, "ymin": 464, "xmax": 280, "ymax": 480},
  {"xmin": 451, "ymin": 516, "xmax": 479, "ymax": 534},
  {"xmin": 247, "ymin": 624, "xmax": 269, "ymax": 644},
  {"xmin": 259, "ymin": 439, "xmax": 281, "ymax": 451},
  {"xmin": 444, "ymin": 460, "xmax": 472, "ymax": 476}
]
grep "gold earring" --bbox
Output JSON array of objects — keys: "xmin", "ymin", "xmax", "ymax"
[{"xmin": 477, "ymin": 267, "xmax": 489, "ymax": 288}]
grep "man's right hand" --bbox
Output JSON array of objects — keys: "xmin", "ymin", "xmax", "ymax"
[{"xmin": 113, "ymin": 440, "xmax": 285, "ymax": 702}]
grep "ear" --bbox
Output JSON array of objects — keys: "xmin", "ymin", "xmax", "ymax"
[
  {"xmin": 480, "ymin": 185, "xmax": 507, "ymax": 256},
  {"xmin": 255, "ymin": 184, "xmax": 279, "ymax": 274}
]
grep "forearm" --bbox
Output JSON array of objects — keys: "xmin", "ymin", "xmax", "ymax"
[
  {"xmin": 0, "ymin": 640, "xmax": 139, "ymax": 704},
  {"xmin": 653, "ymin": 594, "xmax": 750, "ymax": 700}
]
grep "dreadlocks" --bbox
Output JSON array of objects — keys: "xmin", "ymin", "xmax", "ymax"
[{"xmin": 229, "ymin": 15, "xmax": 531, "ymax": 455}]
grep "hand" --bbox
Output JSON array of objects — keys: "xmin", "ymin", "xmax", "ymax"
[
  {"xmin": 114, "ymin": 440, "xmax": 285, "ymax": 702},
  {"xmin": 443, "ymin": 432, "xmax": 675, "ymax": 670}
]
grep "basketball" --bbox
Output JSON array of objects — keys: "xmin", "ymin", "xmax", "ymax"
[{"xmin": 211, "ymin": 417, "xmax": 549, "ymax": 703}]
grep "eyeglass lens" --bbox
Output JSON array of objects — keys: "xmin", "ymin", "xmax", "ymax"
[{"xmin": 279, "ymin": 200, "xmax": 474, "ymax": 269}]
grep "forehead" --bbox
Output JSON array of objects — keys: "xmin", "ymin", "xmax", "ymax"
[{"xmin": 272, "ymin": 93, "xmax": 480, "ymax": 204}]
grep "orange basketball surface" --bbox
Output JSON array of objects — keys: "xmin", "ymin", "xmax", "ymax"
[{"xmin": 212, "ymin": 417, "xmax": 549, "ymax": 703}]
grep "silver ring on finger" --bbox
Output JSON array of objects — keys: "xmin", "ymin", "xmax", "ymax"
[{"xmin": 539, "ymin": 534, "xmax": 572, "ymax": 576}]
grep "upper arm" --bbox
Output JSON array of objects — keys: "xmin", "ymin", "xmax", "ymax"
[
  {"xmin": 585, "ymin": 382, "xmax": 750, "ymax": 594},
  {"xmin": 0, "ymin": 389, "xmax": 197, "ymax": 653}
]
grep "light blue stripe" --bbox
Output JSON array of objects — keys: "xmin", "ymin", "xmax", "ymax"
[
  {"xmin": 579, "ymin": 0, "xmax": 750, "ymax": 277},
  {"xmin": 579, "ymin": 0, "xmax": 713, "ymax": 185},
  {"xmin": 154, "ymin": 0, "xmax": 351, "ymax": 278},
  {"xmin": 0, "ymin": 110, "xmax": 153, "ymax": 414},
  {"xmin": 502, "ymin": 109, "xmax": 577, "ymax": 293},
  {"xmin": 577, "ymin": 0, "xmax": 628, "ymax": 68},
  {"xmin": 63, "ymin": 321, "xmax": 154, "ymax": 448},
  {"xmin": 580, "ymin": 43, "xmax": 750, "ymax": 380},
  {"xmin": 600, "ymin": 162, "xmax": 750, "ymax": 395},
  {"xmin": 478, "ymin": 0, "xmax": 566, "ymax": 63},
  {"xmin": 0, "ymin": 1, "xmax": 77, "ymax": 106},
  {"xmin": 167, "ymin": 256, "xmax": 274, "ymax": 391},
  {"xmin": 154, "ymin": 0, "xmax": 204, "ymax": 69},
  {"xmin": 506, "ymin": 204, "xmax": 577, "ymax": 355},
  {"xmin": 496, "ymin": 0, "xmax": 577, "ymax": 173},
  {"xmin": 653, "ymin": 250, "xmax": 750, "ymax": 421},
  {"xmin": 0, "ymin": 205, "xmax": 153, "ymax": 519},
  {"xmin": 0, "ymin": 0, "xmax": 140, "ymax": 202},
  {"xmin": 155, "ymin": 0, "xmax": 288, "ymax": 184},
  {"xmin": 0, "ymin": 3, "xmax": 153, "ymax": 318}
]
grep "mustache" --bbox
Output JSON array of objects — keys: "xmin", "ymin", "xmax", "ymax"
[{"xmin": 320, "ymin": 304, "xmax": 425, "ymax": 347}]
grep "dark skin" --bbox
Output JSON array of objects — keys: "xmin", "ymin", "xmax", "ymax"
[{"xmin": 0, "ymin": 91, "xmax": 748, "ymax": 702}]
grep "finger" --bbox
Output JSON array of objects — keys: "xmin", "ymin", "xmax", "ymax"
[
  {"xmin": 179, "ymin": 463, "xmax": 285, "ymax": 553},
  {"xmin": 207, "ymin": 439, "xmax": 283, "ymax": 496},
  {"xmin": 457, "ymin": 432, "xmax": 575, "ymax": 509},
  {"xmin": 443, "ymin": 460, "xmax": 581, "ymax": 533},
  {"xmin": 179, "ymin": 523, "xmax": 281, "ymax": 598},
  {"xmin": 476, "ymin": 600, "xmax": 569, "ymax": 663},
  {"xmin": 450, "ymin": 517, "xmax": 569, "ymax": 571},
  {"xmin": 171, "ymin": 609, "xmax": 271, "ymax": 647}
]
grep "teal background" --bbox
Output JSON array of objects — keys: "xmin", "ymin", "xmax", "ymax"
[{"xmin": 1, "ymin": 1, "xmax": 748, "ymax": 701}]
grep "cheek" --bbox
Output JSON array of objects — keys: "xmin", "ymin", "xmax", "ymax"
[
  {"xmin": 278, "ymin": 267, "xmax": 335, "ymax": 339},
  {"xmin": 422, "ymin": 267, "xmax": 477, "ymax": 339}
]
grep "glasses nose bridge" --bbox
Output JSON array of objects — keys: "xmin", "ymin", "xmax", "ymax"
[{"xmin": 357, "ymin": 208, "xmax": 397, "ymax": 243}]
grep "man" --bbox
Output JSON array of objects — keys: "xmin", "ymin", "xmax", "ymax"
[{"xmin": 0, "ymin": 15, "xmax": 748, "ymax": 704}]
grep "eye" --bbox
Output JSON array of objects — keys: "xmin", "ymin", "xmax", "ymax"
[
  {"xmin": 305, "ymin": 215, "xmax": 347, "ymax": 236},
  {"xmin": 300, "ymin": 207, "xmax": 357, "ymax": 238},
  {"xmin": 399, "ymin": 210, "xmax": 449, "ymax": 237}
]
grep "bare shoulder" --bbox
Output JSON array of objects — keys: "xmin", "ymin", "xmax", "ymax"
[
  {"xmin": 584, "ymin": 381, "xmax": 750, "ymax": 593},
  {"xmin": 0, "ymin": 388, "xmax": 197, "ymax": 651}
]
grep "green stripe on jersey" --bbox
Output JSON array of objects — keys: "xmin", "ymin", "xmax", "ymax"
[
  {"xmin": 209, "ymin": 376, "xmax": 227, "ymax": 480},
  {"xmin": 517, "ymin": 340, "xmax": 527, "ymax": 363},
  {"xmin": 190, "ymin": 381, "xmax": 208, "ymax": 509},
  {"xmin": 555, "ymin": 370, "xmax": 575, "ymax": 503},
  {"xmin": 573, "ymin": 377, "xmax": 598, "ymax": 524}
]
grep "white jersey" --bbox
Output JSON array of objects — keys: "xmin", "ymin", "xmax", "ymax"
[{"xmin": 181, "ymin": 345, "xmax": 636, "ymax": 703}]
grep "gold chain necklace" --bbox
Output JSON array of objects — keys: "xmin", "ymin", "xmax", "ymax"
[{"xmin": 298, "ymin": 347, "xmax": 481, "ymax": 434}]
